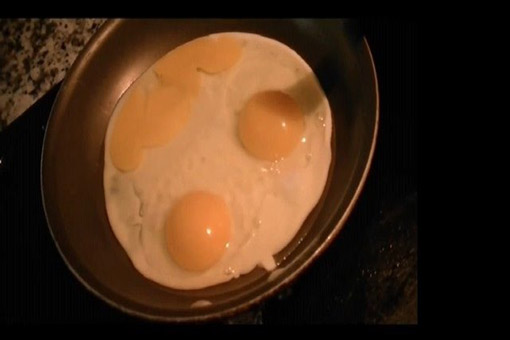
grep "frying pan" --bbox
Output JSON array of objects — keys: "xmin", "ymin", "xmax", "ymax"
[{"xmin": 41, "ymin": 19, "xmax": 378, "ymax": 322}]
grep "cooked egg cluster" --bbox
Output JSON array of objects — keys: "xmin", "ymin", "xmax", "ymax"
[{"xmin": 103, "ymin": 32, "xmax": 332, "ymax": 290}]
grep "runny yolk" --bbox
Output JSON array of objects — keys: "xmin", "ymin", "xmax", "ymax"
[
  {"xmin": 109, "ymin": 86, "xmax": 145, "ymax": 172},
  {"xmin": 141, "ymin": 86, "xmax": 192, "ymax": 148},
  {"xmin": 110, "ymin": 36, "xmax": 242, "ymax": 172},
  {"xmin": 165, "ymin": 191, "xmax": 231, "ymax": 272},
  {"xmin": 238, "ymin": 90, "xmax": 305, "ymax": 161}
]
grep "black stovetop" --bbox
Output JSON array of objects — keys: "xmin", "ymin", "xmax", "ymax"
[{"xmin": 0, "ymin": 19, "xmax": 417, "ymax": 324}]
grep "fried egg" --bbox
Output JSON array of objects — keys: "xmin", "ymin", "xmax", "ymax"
[{"xmin": 103, "ymin": 32, "xmax": 332, "ymax": 290}]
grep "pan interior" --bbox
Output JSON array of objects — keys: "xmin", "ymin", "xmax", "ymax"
[{"xmin": 41, "ymin": 19, "xmax": 377, "ymax": 321}]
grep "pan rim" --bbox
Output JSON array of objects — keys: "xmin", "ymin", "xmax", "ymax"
[{"xmin": 40, "ymin": 18, "xmax": 379, "ymax": 323}]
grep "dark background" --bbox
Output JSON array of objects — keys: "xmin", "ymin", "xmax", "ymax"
[{"xmin": 0, "ymin": 19, "xmax": 417, "ymax": 324}]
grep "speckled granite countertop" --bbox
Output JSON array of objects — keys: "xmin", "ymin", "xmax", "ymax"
[{"xmin": 0, "ymin": 19, "xmax": 106, "ymax": 131}]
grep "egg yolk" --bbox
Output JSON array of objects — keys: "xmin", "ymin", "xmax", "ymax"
[
  {"xmin": 110, "ymin": 36, "xmax": 242, "ymax": 172},
  {"xmin": 165, "ymin": 191, "xmax": 231, "ymax": 272},
  {"xmin": 141, "ymin": 86, "xmax": 192, "ymax": 148},
  {"xmin": 153, "ymin": 35, "xmax": 243, "ymax": 94},
  {"xmin": 109, "ymin": 86, "xmax": 145, "ymax": 172},
  {"xmin": 238, "ymin": 91, "xmax": 305, "ymax": 161}
]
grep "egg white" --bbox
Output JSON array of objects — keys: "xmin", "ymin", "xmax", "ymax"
[{"xmin": 104, "ymin": 32, "xmax": 332, "ymax": 290}]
